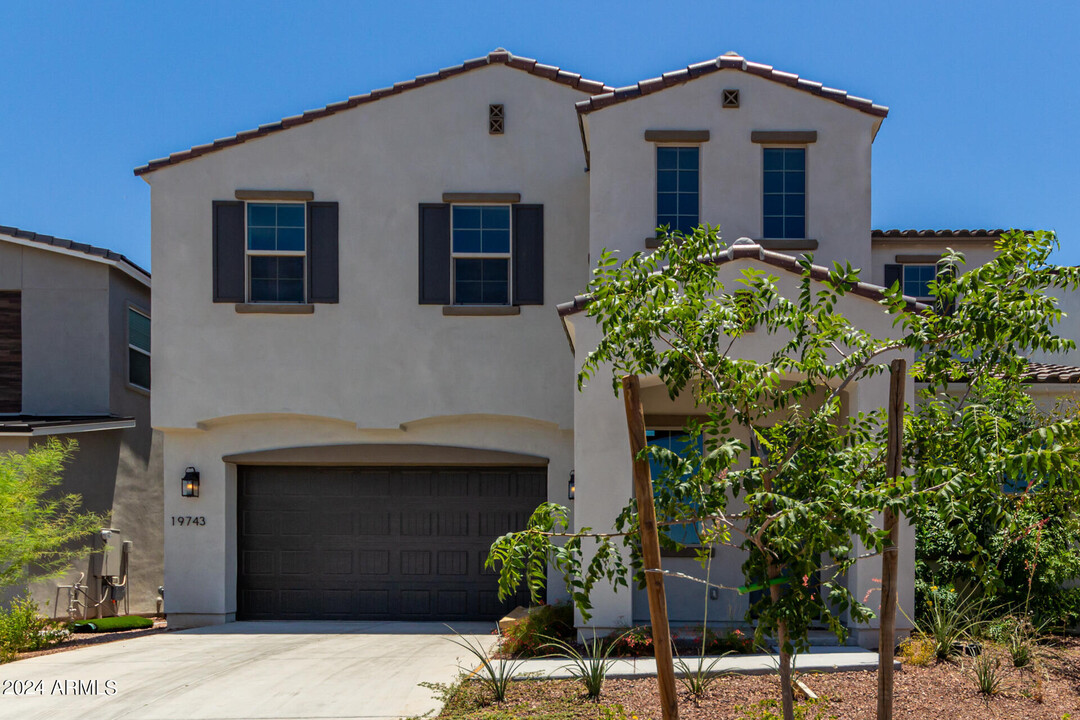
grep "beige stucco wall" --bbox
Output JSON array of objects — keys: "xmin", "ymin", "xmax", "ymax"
[
  {"xmin": 568, "ymin": 259, "xmax": 916, "ymax": 645},
  {"xmin": 160, "ymin": 415, "xmax": 571, "ymax": 627},
  {"xmin": 143, "ymin": 64, "xmax": 593, "ymax": 625},
  {"xmin": 583, "ymin": 71, "xmax": 880, "ymax": 270},
  {"xmin": 0, "ymin": 243, "xmax": 111, "ymax": 415},
  {"xmin": 145, "ymin": 64, "xmax": 590, "ymax": 434}
]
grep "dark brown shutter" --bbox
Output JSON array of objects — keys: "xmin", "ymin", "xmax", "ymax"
[
  {"xmin": 213, "ymin": 201, "xmax": 245, "ymax": 303},
  {"xmin": 418, "ymin": 204, "xmax": 451, "ymax": 305},
  {"xmin": 512, "ymin": 204, "xmax": 544, "ymax": 306},
  {"xmin": 884, "ymin": 263, "xmax": 902, "ymax": 292},
  {"xmin": 308, "ymin": 202, "xmax": 339, "ymax": 303},
  {"xmin": 0, "ymin": 291, "xmax": 21, "ymax": 413}
]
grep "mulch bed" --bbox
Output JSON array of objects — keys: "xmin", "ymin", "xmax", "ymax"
[
  {"xmin": 10, "ymin": 618, "xmax": 170, "ymax": 662},
  {"xmin": 438, "ymin": 639, "xmax": 1080, "ymax": 719}
]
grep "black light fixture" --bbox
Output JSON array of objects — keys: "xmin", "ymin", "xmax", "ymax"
[
  {"xmin": 181, "ymin": 467, "xmax": 200, "ymax": 498},
  {"xmin": 567, "ymin": 471, "xmax": 575, "ymax": 501}
]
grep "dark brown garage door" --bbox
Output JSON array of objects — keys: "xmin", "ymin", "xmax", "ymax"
[{"xmin": 237, "ymin": 465, "xmax": 546, "ymax": 621}]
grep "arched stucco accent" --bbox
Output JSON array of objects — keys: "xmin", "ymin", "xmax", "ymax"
[{"xmin": 222, "ymin": 442, "xmax": 549, "ymax": 467}]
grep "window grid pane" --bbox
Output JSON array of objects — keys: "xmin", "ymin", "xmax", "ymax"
[
  {"xmin": 656, "ymin": 147, "xmax": 700, "ymax": 236},
  {"xmin": 646, "ymin": 429, "xmax": 704, "ymax": 545},
  {"xmin": 451, "ymin": 205, "xmax": 511, "ymax": 305},
  {"xmin": 249, "ymin": 256, "xmax": 305, "ymax": 303},
  {"xmin": 247, "ymin": 203, "xmax": 306, "ymax": 252},
  {"xmin": 128, "ymin": 348, "xmax": 150, "ymax": 390},
  {"xmin": 128, "ymin": 309, "xmax": 150, "ymax": 353},
  {"xmin": 762, "ymin": 148, "xmax": 806, "ymax": 239},
  {"xmin": 903, "ymin": 264, "xmax": 936, "ymax": 298}
]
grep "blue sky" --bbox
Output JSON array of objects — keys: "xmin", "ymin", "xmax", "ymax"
[{"xmin": 1, "ymin": 1, "xmax": 1077, "ymax": 270}]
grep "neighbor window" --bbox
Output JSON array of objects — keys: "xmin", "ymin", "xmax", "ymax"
[
  {"xmin": 451, "ymin": 205, "xmax": 511, "ymax": 305},
  {"xmin": 762, "ymin": 147, "xmax": 806, "ymax": 239},
  {"xmin": 127, "ymin": 307, "xmax": 150, "ymax": 391},
  {"xmin": 656, "ymin": 146, "xmax": 699, "ymax": 235},
  {"xmin": 902, "ymin": 264, "xmax": 936, "ymax": 299},
  {"xmin": 246, "ymin": 203, "xmax": 306, "ymax": 303},
  {"xmin": 646, "ymin": 429, "xmax": 704, "ymax": 545}
]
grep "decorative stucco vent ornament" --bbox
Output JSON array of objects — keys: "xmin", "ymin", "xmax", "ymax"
[
  {"xmin": 722, "ymin": 89, "xmax": 740, "ymax": 108},
  {"xmin": 489, "ymin": 104, "xmax": 504, "ymax": 134}
]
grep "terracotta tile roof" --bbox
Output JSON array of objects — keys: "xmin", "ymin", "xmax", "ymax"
[
  {"xmin": 0, "ymin": 224, "xmax": 150, "ymax": 283},
  {"xmin": 134, "ymin": 49, "xmax": 612, "ymax": 177},
  {"xmin": 574, "ymin": 52, "xmax": 889, "ymax": 118},
  {"xmin": 872, "ymin": 229, "xmax": 1011, "ymax": 240},
  {"xmin": 556, "ymin": 239, "xmax": 926, "ymax": 318},
  {"xmin": 1020, "ymin": 362, "xmax": 1080, "ymax": 383}
]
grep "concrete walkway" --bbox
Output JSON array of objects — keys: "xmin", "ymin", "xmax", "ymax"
[
  {"xmin": 0, "ymin": 621, "xmax": 497, "ymax": 720},
  {"xmin": 512, "ymin": 646, "xmax": 894, "ymax": 680}
]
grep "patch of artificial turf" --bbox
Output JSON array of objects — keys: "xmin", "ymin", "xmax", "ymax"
[{"xmin": 70, "ymin": 616, "xmax": 154, "ymax": 633}]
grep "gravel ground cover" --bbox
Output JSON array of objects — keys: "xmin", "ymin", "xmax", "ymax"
[{"xmin": 434, "ymin": 638, "xmax": 1080, "ymax": 719}]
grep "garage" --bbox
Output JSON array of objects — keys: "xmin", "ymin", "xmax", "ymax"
[{"xmin": 237, "ymin": 465, "xmax": 547, "ymax": 621}]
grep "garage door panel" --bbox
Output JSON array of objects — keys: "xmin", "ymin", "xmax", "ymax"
[{"xmin": 237, "ymin": 465, "xmax": 546, "ymax": 621}]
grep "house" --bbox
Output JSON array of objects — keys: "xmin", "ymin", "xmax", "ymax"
[
  {"xmin": 136, "ymin": 49, "xmax": 1080, "ymax": 645},
  {"xmin": 0, "ymin": 226, "xmax": 163, "ymax": 618}
]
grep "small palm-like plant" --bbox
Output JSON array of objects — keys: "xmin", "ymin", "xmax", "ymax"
[
  {"xmin": 540, "ymin": 631, "xmax": 623, "ymax": 700},
  {"xmin": 972, "ymin": 653, "xmax": 1002, "ymax": 696},
  {"xmin": 913, "ymin": 585, "xmax": 989, "ymax": 660},
  {"xmin": 444, "ymin": 626, "xmax": 523, "ymax": 704},
  {"xmin": 675, "ymin": 653, "xmax": 729, "ymax": 698}
]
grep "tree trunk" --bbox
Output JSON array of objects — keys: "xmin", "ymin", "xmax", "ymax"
[
  {"xmin": 877, "ymin": 357, "xmax": 906, "ymax": 720},
  {"xmin": 622, "ymin": 375, "xmax": 679, "ymax": 720},
  {"xmin": 772, "ymin": 579, "xmax": 795, "ymax": 720}
]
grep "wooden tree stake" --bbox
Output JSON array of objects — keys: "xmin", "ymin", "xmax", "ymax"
[
  {"xmin": 622, "ymin": 374, "xmax": 679, "ymax": 720},
  {"xmin": 877, "ymin": 357, "xmax": 906, "ymax": 720}
]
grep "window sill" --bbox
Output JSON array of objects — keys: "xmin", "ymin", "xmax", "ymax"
[
  {"xmin": 235, "ymin": 303, "xmax": 315, "ymax": 314},
  {"xmin": 756, "ymin": 238, "xmax": 818, "ymax": 251},
  {"xmin": 442, "ymin": 305, "xmax": 521, "ymax": 316}
]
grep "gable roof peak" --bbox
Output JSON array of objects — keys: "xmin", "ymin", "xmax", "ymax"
[
  {"xmin": 575, "ymin": 52, "xmax": 888, "ymax": 119},
  {"xmin": 135, "ymin": 48, "xmax": 611, "ymax": 177}
]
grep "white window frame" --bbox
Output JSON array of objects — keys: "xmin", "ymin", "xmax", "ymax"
[
  {"xmin": 126, "ymin": 304, "xmax": 151, "ymax": 393},
  {"xmin": 450, "ymin": 203, "xmax": 513, "ymax": 306},
  {"xmin": 654, "ymin": 144, "xmax": 702, "ymax": 236},
  {"xmin": 244, "ymin": 201, "xmax": 308, "ymax": 304}
]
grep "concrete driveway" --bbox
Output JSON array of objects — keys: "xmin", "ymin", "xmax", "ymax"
[{"xmin": 0, "ymin": 621, "xmax": 497, "ymax": 720}]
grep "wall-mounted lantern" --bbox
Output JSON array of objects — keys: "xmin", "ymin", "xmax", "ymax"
[
  {"xmin": 181, "ymin": 467, "xmax": 200, "ymax": 498},
  {"xmin": 568, "ymin": 471, "xmax": 575, "ymax": 501}
]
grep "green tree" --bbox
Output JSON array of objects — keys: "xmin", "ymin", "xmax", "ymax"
[
  {"xmin": 488, "ymin": 228, "xmax": 1080, "ymax": 720},
  {"xmin": 0, "ymin": 438, "xmax": 105, "ymax": 591}
]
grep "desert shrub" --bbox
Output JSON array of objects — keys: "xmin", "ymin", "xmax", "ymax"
[
  {"xmin": 0, "ymin": 596, "xmax": 68, "ymax": 660},
  {"xmin": 604, "ymin": 625, "xmax": 653, "ymax": 657},
  {"xmin": 898, "ymin": 635, "xmax": 935, "ymax": 666},
  {"xmin": 702, "ymin": 627, "xmax": 754, "ymax": 654},
  {"xmin": 734, "ymin": 698, "xmax": 832, "ymax": 720},
  {"xmin": 445, "ymin": 628, "xmax": 524, "ymax": 704},
  {"xmin": 497, "ymin": 603, "xmax": 574, "ymax": 658}
]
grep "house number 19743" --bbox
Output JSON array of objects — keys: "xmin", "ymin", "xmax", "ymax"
[{"xmin": 171, "ymin": 516, "xmax": 206, "ymax": 526}]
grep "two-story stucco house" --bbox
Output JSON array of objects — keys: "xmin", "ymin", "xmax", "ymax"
[
  {"xmin": 0, "ymin": 226, "xmax": 163, "ymax": 617},
  {"xmin": 137, "ymin": 49, "xmax": 1080, "ymax": 646}
]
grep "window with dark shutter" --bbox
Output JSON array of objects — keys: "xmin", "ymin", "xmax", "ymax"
[
  {"xmin": 512, "ymin": 205, "xmax": 543, "ymax": 305},
  {"xmin": 418, "ymin": 204, "xmax": 451, "ymax": 305},
  {"xmin": 883, "ymin": 263, "xmax": 902, "ymax": 291},
  {"xmin": 308, "ymin": 202, "xmax": 339, "ymax": 303},
  {"xmin": 213, "ymin": 201, "xmax": 246, "ymax": 302}
]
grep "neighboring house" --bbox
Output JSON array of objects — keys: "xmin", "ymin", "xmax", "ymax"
[
  {"xmin": 0, "ymin": 226, "xmax": 163, "ymax": 618},
  {"xmin": 136, "ymin": 49, "xmax": 1080, "ymax": 646}
]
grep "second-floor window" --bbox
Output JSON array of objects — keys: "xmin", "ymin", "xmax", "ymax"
[
  {"xmin": 451, "ymin": 205, "xmax": 511, "ymax": 305},
  {"xmin": 128, "ymin": 307, "xmax": 150, "ymax": 391},
  {"xmin": 656, "ymin": 146, "xmax": 699, "ymax": 236},
  {"xmin": 247, "ymin": 202, "xmax": 306, "ymax": 303},
  {"xmin": 902, "ymin": 264, "xmax": 936, "ymax": 299},
  {"xmin": 762, "ymin": 147, "xmax": 806, "ymax": 239}
]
